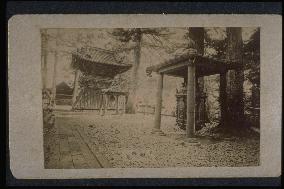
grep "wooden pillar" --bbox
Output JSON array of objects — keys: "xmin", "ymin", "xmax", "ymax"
[
  {"xmin": 100, "ymin": 93, "xmax": 105, "ymax": 116},
  {"xmin": 123, "ymin": 95, "xmax": 127, "ymax": 114},
  {"xmin": 220, "ymin": 72, "xmax": 227, "ymax": 126},
  {"xmin": 195, "ymin": 75, "xmax": 200, "ymax": 127},
  {"xmin": 86, "ymin": 90, "xmax": 90, "ymax": 108},
  {"xmin": 120, "ymin": 96, "xmax": 124, "ymax": 115},
  {"xmin": 115, "ymin": 95, "xmax": 119, "ymax": 114},
  {"xmin": 152, "ymin": 73, "xmax": 165, "ymax": 135},
  {"xmin": 186, "ymin": 65, "xmax": 196, "ymax": 138},
  {"xmin": 91, "ymin": 89, "xmax": 94, "ymax": 109},
  {"xmin": 83, "ymin": 90, "xmax": 86, "ymax": 108},
  {"xmin": 105, "ymin": 94, "xmax": 108, "ymax": 115},
  {"xmin": 72, "ymin": 70, "xmax": 80, "ymax": 107}
]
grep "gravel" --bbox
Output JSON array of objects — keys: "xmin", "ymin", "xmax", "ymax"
[{"xmin": 56, "ymin": 113, "xmax": 260, "ymax": 168}]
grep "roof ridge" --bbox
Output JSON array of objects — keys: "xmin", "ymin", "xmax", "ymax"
[
  {"xmin": 87, "ymin": 46, "xmax": 116, "ymax": 54},
  {"xmin": 72, "ymin": 46, "xmax": 133, "ymax": 67}
]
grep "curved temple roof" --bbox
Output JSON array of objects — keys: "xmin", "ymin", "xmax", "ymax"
[{"xmin": 72, "ymin": 46, "xmax": 132, "ymax": 78}]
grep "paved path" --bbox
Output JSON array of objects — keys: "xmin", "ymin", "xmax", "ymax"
[
  {"xmin": 44, "ymin": 112, "xmax": 259, "ymax": 168},
  {"xmin": 44, "ymin": 114, "xmax": 111, "ymax": 169}
]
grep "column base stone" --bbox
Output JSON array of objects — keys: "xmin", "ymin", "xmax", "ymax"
[
  {"xmin": 151, "ymin": 128, "xmax": 166, "ymax": 136},
  {"xmin": 184, "ymin": 137, "xmax": 199, "ymax": 144}
]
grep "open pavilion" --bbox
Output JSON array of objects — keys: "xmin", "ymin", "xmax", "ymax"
[{"xmin": 146, "ymin": 49, "xmax": 241, "ymax": 138}]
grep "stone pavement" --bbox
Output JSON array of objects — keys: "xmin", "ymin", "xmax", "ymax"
[{"xmin": 44, "ymin": 114, "xmax": 111, "ymax": 169}]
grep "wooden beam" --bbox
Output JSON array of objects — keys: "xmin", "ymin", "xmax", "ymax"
[
  {"xmin": 158, "ymin": 61, "xmax": 189, "ymax": 75},
  {"xmin": 162, "ymin": 72, "xmax": 185, "ymax": 78}
]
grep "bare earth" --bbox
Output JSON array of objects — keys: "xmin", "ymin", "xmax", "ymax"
[{"xmin": 44, "ymin": 112, "xmax": 260, "ymax": 168}]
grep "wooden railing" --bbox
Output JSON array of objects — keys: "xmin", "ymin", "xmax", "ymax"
[
  {"xmin": 72, "ymin": 88, "xmax": 127, "ymax": 114},
  {"xmin": 137, "ymin": 104, "xmax": 176, "ymax": 117}
]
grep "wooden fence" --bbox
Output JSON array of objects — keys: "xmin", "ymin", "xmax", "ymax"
[
  {"xmin": 137, "ymin": 104, "xmax": 176, "ymax": 117},
  {"xmin": 72, "ymin": 88, "xmax": 127, "ymax": 115}
]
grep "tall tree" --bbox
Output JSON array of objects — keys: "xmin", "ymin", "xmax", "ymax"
[
  {"xmin": 244, "ymin": 28, "xmax": 260, "ymax": 128},
  {"xmin": 186, "ymin": 28, "xmax": 204, "ymax": 54},
  {"xmin": 51, "ymin": 29, "xmax": 60, "ymax": 103},
  {"xmin": 185, "ymin": 28, "xmax": 208, "ymax": 130},
  {"xmin": 111, "ymin": 28, "xmax": 169, "ymax": 113},
  {"xmin": 226, "ymin": 27, "xmax": 245, "ymax": 127},
  {"xmin": 204, "ymin": 28, "xmax": 227, "ymax": 59},
  {"xmin": 244, "ymin": 28, "xmax": 260, "ymax": 86},
  {"xmin": 41, "ymin": 29, "xmax": 48, "ymax": 89}
]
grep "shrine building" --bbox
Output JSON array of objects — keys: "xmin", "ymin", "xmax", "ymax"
[{"xmin": 71, "ymin": 46, "xmax": 132, "ymax": 115}]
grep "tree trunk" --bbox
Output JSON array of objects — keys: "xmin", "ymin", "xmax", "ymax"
[
  {"xmin": 126, "ymin": 31, "xmax": 142, "ymax": 113},
  {"xmin": 51, "ymin": 29, "xmax": 60, "ymax": 105},
  {"xmin": 41, "ymin": 30, "xmax": 48, "ymax": 89},
  {"xmin": 42, "ymin": 50, "xmax": 48, "ymax": 89},
  {"xmin": 187, "ymin": 28, "xmax": 207, "ymax": 130},
  {"xmin": 188, "ymin": 28, "xmax": 204, "ymax": 54},
  {"xmin": 226, "ymin": 27, "xmax": 244, "ymax": 127},
  {"xmin": 52, "ymin": 51, "xmax": 58, "ymax": 102}
]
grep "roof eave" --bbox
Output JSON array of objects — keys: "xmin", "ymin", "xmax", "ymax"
[{"xmin": 146, "ymin": 54, "xmax": 241, "ymax": 77}]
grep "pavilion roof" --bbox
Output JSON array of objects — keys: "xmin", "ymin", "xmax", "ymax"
[
  {"xmin": 146, "ymin": 52, "xmax": 241, "ymax": 78},
  {"xmin": 72, "ymin": 47, "xmax": 132, "ymax": 78}
]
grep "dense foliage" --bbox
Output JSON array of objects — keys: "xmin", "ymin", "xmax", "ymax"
[
  {"xmin": 244, "ymin": 29, "xmax": 260, "ymax": 87},
  {"xmin": 202, "ymin": 28, "xmax": 260, "ymax": 128}
]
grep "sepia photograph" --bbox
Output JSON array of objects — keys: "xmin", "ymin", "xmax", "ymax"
[
  {"xmin": 8, "ymin": 14, "xmax": 281, "ymax": 179},
  {"xmin": 41, "ymin": 27, "xmax": 260, "ymax": 169}
]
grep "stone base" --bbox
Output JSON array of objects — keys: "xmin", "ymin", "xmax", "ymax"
[
  {"xmin": 151, "ymin": 128, "xmax": 166, "ymax": 136},
  {"xmin": 184, "ymin": 137, "xmax": 200, "ymax": 144}
]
